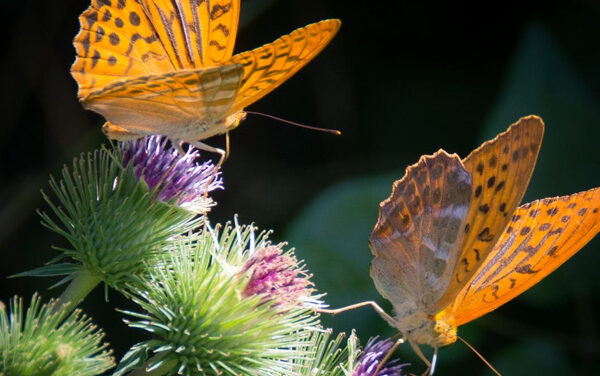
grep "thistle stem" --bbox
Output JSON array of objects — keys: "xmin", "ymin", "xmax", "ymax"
[{"xmin": 55, "ymin": 269, "xmax": 101, "ymax": 316}]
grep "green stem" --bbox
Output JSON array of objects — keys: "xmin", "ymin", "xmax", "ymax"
[
  {"xmin": 128, "ymin": 354, "xmax": 177, "ymax": 376},
  {"xmin": 55, "ymin": 269, "xmax": 101, "ymax": 317}
]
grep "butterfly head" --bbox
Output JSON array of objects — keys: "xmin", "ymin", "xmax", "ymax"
[
  {"xmin": 224, "ymin": 111, "xmax": 247, "ymax": 131},
  {"xmin": 397, "ymin": 311, "xmax": 457, "ymax": 347}
]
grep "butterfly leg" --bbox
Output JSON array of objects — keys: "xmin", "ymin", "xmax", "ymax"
[
  {"xmin": 186, "ymin": 140, "xmax": 226, "ymax": 203},
  {"xmin": 429, "ymin": 347, "xmax": 438, "ymax": 376},
  {"xmin": 409, "ymin": 341, "xmax": 431, "ymax": 368},
  {"xmin": 175, "ymin": 141, "xmax": 186, "ymax": 155},
  {"xmin": 315, "ymin": 301, "xmax": 396, "ymax": 327},
  {"xmin": 191, "ymin": 141, "xmax": 227, "ymax": 167}
]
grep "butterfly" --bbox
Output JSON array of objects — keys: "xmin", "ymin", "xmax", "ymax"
[
  {"xmin": 323, "ymin": 115, "xmax": 600, "ymax": 374},
  {"xmin": 71, "ymin": 0, "xmax": 340, "ymax": 159}
]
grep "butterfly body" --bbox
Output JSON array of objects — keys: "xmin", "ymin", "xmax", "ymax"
[
  {"xmin": 72, "ymin": 0, "xmax": 340, "ymax": 146},
  {"xmin": 369, "ymin": 115, "xmax": 600, "ymax": 352}
]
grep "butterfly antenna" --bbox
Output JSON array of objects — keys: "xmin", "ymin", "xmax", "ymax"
[
  {"xmin": 457, "ymin": 335, "xmax": 502, "ymax": 376},
  {"xmin": 245, "ymin": 111, "xmax": 341, "ymax": 135}
]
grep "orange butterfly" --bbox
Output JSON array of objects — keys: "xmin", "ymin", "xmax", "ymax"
[
  {"xmin": 323, "ymin": 115, "xmax": 600, "ymax": 374},
  {"xmin": 71, "ymin": 0, "xmax": 340, "ymax": 159}
]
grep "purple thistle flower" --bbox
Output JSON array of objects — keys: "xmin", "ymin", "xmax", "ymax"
[
  {"xmin": 122, "ymin": 136, "xmax": 223, "ymax": 213},
  {"xmin": 354, "ymin": 337, "xmax": 409, "ymax": 376},
  {"xmin": 240, "ymin": 245, "xmax": 319, "ymax": 309}
]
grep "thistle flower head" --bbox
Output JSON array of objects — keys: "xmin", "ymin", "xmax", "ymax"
[
  {"xmin": 240, "ymin": 244, "xmax": 319, "ymax": 309},
  {"xmin": 116, "ymin": 220, "xmax": 321, "ymax": 376},
  {"xmin": 28, "ymin": 145, "xmax": 201, "ymax": 291},
  {"xmin": 353, "ymin": 337, "xmax": 408, "ymax": 376},
  {"xmin": 0, "ymin": 294, "xmax": 114, "ymax": 376},
  {"xmin": 122, "ymin": 136, "xmax": 222, "ymax": 214}
]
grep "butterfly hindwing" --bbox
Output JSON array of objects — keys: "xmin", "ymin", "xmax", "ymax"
[
  {"xmin": 72, "ymin": 0, "xmax": 175, "ymax": 99},
  {"xmin": 370, "ymin": 151, "xmax": 472, "ymax": 313},
  {"xmin": 84, "ymin": 64, "xmax": 244, "ymax": 140},
  {"xmin": 444, "ymin": 187, "xmax": 600, "ymax": 326},
  {"xmin": 434, "ymin": 116, "xmax": 544, "ymax": 312},
  {"xmin": 227, "ymin": 19, "xmax": 341, "ymax": 113}
]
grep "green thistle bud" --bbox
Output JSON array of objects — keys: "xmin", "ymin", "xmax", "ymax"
[
  {"xmin": 21, "ymin": 144, "xmax": 204, "ymax": 307},
  {"xmin": 295, "ymin": 329, "xmax": 360, "ymax": 376},
  {"xmin": 0, "ymin": 294, "xmax": 114, "ymax": 376},
  {"xmin": 116, "ymin": 220, "xmax": 321, "ymax": 376}
]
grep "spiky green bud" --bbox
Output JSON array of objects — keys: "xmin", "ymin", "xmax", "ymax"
[
  {"xmin": 295, "ymin": 329, "xmax": 360, "ymax": 376},
  {"xmin": 23, "ymin": 145, "xmax": 202, "ymax": 295},
  {"xmin": 0, "ymin": 294, "xmax": 114, "ymax": 376},
  {"xmin": 115, "ymin": 220, "xmax": 321, "ymax": 376}
]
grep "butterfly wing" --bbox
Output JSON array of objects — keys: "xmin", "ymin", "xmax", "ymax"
[
  {"xmin": 139, "ymin": 0, "xmax": 240, "ymax": 68},
  {"xmin": 197, "ymin": 0, "xmax": 240, "ymax": 64},
  {"xmin": 227, "ymin": 19, "xmax": 341, "ymax": 113},
  {"xmin": 442, "ymin": 187, "xmax": 600, "ymax": 326},
  {"xmin": 72, "ymin": 0, "xmax": 176, "ymax": 99},
  {"xmin": 370, "ymin": 151, "xmax": 472, "ymax": 314},
  {"xmin": 83, "ymin": 64, "xmax": 244, "ymax": 140},
  {"xmin": 433, "ymin": 116, "xmax": 544, "ymax": 312}
]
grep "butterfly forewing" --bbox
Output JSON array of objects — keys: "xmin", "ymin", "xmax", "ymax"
[
  {"xmin": 139, "ymin": 0, "xmax": 239, "ymax": 69},
  {"xmin": 197, "ymin": 0, "xmax": 240, "ymax": 64},
  {"xmin": 227, "ymin": 19, "xmax": 341, "ymax": 113},
  {"xmin": 72, "ymin": 0, "xmax": 175, "ymax": 99},
  {"xmin": 84, "ymin": 65, "xmax": 243, "ymax": 140},
  {"xmin": 370, "ymin": 151, "xmax": 472, "ymax": 313},
  {"xmin": 444, "ymin": 187, "xmax": 600, "ymax": 326},
  {"xmin": 434, "ymin": 116, "xmax": 544, "ymax": 312}
]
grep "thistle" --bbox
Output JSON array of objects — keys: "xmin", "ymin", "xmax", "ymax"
[
  {"xmin": 20, "ymin": 139, "xmax": 218, "ymax": 313},
  {"xmin": 239, "ymin": 243, "xmax": 324, "ymax": 309},
  {"xmin": 293, "ymin": 329, "xmax": 359, "ymax": 376},
  {"xmin": 115, "ymin": 220, "xmax": 321, "ymax": 376},
  {"xmin": 0, "ymin": 294, "xmax": 114, "ymax": 376},
  {"xmin": 353, "ymin": 337, "xmax": 408, "ymax": 376},
  {"xmin": 122, "ymin": 136, "xmax": 222, "ymax": 214}
]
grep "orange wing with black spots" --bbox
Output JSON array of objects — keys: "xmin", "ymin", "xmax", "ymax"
[
  {"xmin": 197, "ymin": 0, "xmax": 240, "ymax": 64},
  {"xmin": 228, "ymin": 19, "xmax": 341, "ymax": 113},
  {"xmin": 434, "ymin": 116, "xmax": 544, "ymax": 311},
  {"xmin": 443, "ymin": 187, "xmax": 600, "ymax": 326},
  {"xmin": 72, "ymin": 0, "xmax": 175, "ymax": 99},
  {"xmin": 139, "ymin": 0, "xmax": 240, "ymax": 68}
]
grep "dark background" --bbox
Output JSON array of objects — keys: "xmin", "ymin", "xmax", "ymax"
[{"xmin": 2, "ymin": 0, "xmax": 600, "ymax": 374}]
